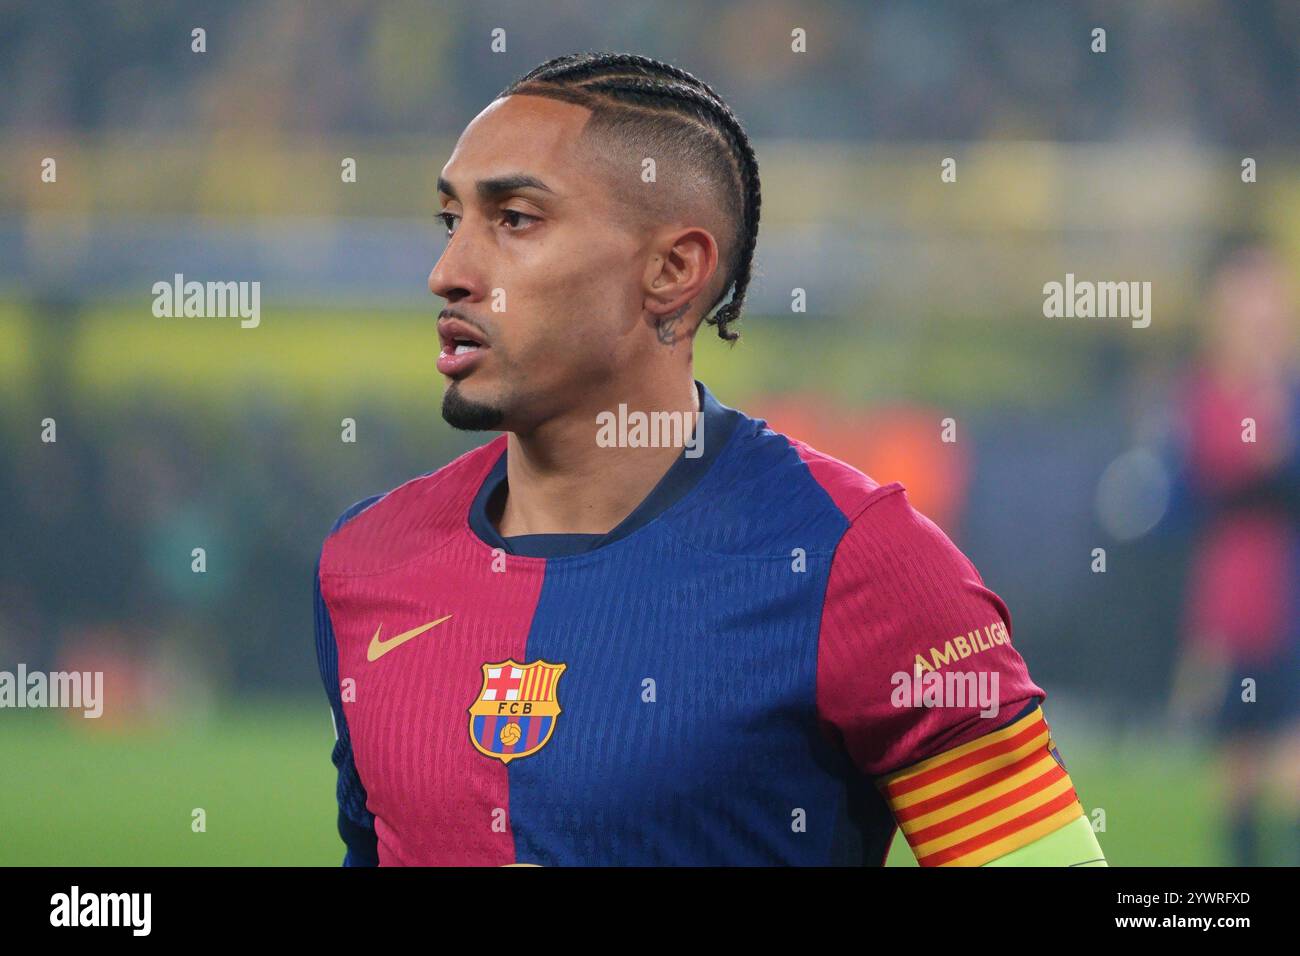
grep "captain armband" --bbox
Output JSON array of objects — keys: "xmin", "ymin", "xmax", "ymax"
[{"xmin": 878, "ymin": 706, "xmax": 1098, "ymax": 866}]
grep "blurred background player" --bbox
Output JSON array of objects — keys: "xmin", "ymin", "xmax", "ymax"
[{"xmin": 1162, "ymin": 238, "xmax": 1300, "ymax": 866}]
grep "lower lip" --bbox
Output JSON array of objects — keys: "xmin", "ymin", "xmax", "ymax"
[{"xmin": 437, "ymin": 346, "xmax": 487, "ymax": 376}]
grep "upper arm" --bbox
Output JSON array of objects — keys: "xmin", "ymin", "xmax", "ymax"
[
  {"xmin": 816, "ymin": 487, "xmax": 1103, "ymax": 865},
  {"xmin": 314, "ymin": 496, "xmax": 384, "ymax": 866}
]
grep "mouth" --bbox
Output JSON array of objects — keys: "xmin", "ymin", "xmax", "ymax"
[{"xmin": 436, "ymin": 316, "xmax": 489, "ymax": 377}]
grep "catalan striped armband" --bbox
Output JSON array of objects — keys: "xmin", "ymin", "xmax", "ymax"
[{"xmin": 878, "ymin": 705, "xmax": 1095, "ymax": 866}]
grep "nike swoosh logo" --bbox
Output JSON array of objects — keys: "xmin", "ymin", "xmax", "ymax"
[{"xmin": 367, "ymin": 614, "xmax": 453, "ymax": 662}]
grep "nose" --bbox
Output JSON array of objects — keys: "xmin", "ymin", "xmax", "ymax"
[{"xmin": 428, "ymin": 227, "xmax": 483, "ymax": 304}]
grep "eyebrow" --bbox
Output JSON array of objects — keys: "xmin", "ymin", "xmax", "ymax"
[{"xmin": 437, "ymin": 173, "xmax": 555, "ymax": 203}]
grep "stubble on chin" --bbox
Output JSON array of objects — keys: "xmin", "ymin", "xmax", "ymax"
[{"xmin": 441, "ymin": 381, "xmax": 506, "ymax": 431}]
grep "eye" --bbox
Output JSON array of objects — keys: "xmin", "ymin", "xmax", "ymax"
[
  {"xmin": 436, "ymin": 211, "xmax": 459, "ymax": 236},
  {"xmin": 501, "ymin": 209, "xmax": 538, "ymax": 230}
]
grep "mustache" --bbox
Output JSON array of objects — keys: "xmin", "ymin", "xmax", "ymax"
[{"xmin": 439, "ymin": 307, "xmax": 493, "ymax": 339}]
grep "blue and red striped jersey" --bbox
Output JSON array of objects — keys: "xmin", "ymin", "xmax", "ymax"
[{"xmin": 313, "ymin": 381, "xmax": 1074, "ymax": 865}]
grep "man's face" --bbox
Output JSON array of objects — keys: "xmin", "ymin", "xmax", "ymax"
[
  {"xmin": 1210, "ymin": 250, "xmax": 1295, "ymax": 366},
  {"xmin": 430, "ymin": 95, "xmax": 648, "ymax": 432}
]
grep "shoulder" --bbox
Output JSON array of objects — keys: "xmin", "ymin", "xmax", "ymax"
[
  {"xmin": 820, "ymin": 478, "xmax": 996, "ymax": 640},
  {"xmin": 782, "ymin": 435, "xmax": 901, "ymax": 522},
  {"xmin": 831, "ymin": 479, "xmax": 979, "ymax": 582},
  {"xmin": 759, "ymin": 428, "xmax": 955, "ymax": 563},
  {"xmin": 319, "ymin": 436, "xmax": 505, "ymax": 577},
  {"xmin": 664, "ymin": 408, "xmax": 901, "ymax": 557},
  {"xmin": 660, "ymin": 411, "xmax": 904, "ymax": 561},
  {"xmin": 806, "ymin": 455, "xmax": 1011, "ymax": 667}
]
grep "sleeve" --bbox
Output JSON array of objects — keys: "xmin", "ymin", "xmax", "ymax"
[
  {"xmin": 816, "ymin": 486, "xmax": 1098, "ymax": 866},
  {"xmin": 313, "ymin": 496, "xmax": 384, "ymax": 867}
]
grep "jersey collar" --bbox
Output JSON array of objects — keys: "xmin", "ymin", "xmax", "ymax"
[{"xmin": 468, "ymin": 380, "xmax": 740, "ymax": 557}]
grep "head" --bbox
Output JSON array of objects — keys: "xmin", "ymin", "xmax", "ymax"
[
  {"xmin": 1201, "ymin": 235, "xmax": 1296, "ymax": 373},
  {"xmin": 429, "ymin": 52, "xmax": 761, "ymax": 432}
]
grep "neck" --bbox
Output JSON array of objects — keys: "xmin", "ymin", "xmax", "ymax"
[{"xmin": 496, "ymin": 375, "xmax": 702, "ymax": 536}]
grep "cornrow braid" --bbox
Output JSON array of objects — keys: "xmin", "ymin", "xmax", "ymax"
[{"xmin": 499, "ymin": 53, "xmax": 761, "ymax": 343}]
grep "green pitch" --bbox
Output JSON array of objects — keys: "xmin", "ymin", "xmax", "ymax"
[{"xmin": 0, "ymin": 703, "xmax": 1233, "ymax": 865}]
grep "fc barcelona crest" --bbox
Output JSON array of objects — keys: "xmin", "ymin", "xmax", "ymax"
[{"xmin": 468, "ymin": 659, "xmax": 567, "ymax": 764}]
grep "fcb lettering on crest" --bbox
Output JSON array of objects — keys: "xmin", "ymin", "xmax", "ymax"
[{"xmin": 468, "ymin": 659, "xmax": 567, "ymax": 763}]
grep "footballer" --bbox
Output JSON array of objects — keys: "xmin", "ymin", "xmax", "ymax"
[{"xmin": 313, "ymin": 52, "xmax": 1107, "ymax": 866}]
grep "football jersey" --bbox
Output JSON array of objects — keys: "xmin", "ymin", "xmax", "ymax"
[{"xmin": 313, "ymin": 381, "xmax": 1082, "ymax": 865}]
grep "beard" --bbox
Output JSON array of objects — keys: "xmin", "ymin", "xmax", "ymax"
[{"xmin": 441, "ymin": 381, "xmax": 505, "ymax": 431}]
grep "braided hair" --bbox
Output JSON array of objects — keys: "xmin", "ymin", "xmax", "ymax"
[{"xmin": 498, "ymin": 53, "xmax": 761, "ymax": 343}]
